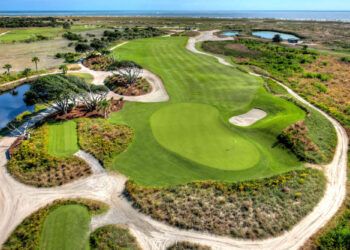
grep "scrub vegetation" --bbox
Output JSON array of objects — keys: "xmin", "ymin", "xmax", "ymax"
[
  {"xmin": 126, "ymin": 169, "xmax": 325, "ymax": 239},
  {"xmin": 77, "ymin": 118, "xmax": 134, "ymax": 166},
  {"xmin": 3, "ymin": 199, "xmax": 108, "ymax": 250},
  {"xmin": 7, "ymin": 123, "xmax": 91, "ymax": 187},
  {"xmin": 167, "ymin": 242, "xmax": 211, "ymax": 250},
  {"xmin": 90, "ymin": 225, "xmax": 141, "ymax": 250}
]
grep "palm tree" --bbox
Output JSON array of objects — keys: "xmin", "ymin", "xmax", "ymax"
[
  {"xmin": 31, "ymin": 56, "xmax": 40, "ymax": 71},
  {"xmin": 3, "ymin": 64, "xmax": 12, "ymax": 74},
  {"xmin": 59, "ymin": 64, "xmax": 68, "ymax": 74},
  {"xmin": 98, "ymin": 99, "xmax": 111, "ymax": 118}
]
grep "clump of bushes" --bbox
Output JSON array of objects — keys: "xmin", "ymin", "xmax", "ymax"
[
  {"xmin": 125, "ymin": 169, "xmax": 325, "ymax": 240},
  {"xmin": 77, "ymin": 118, "xmax": 133, "ymax": 166},
  {"xmin": 104, "ymin": 74, "xmax": 151, "ymax": 96},
  {"xmin": 278, "ymin": 121, "xmax": 326, "ymax": 163},
  {"xmin": 103, "ymin": 26, "xmax": 164, "ymax": 42},
  {"xmin": 55, "ymin": 52, "xmax": 81, "ymax": 63},
  {"xmin": 62, "ymin": 31, "xmax": 84, "ymax": 41},
  {"xmin": 303, "ymin": 72, "xmax": 331, "ymax": 82},
  {"xmin": 90, "ymin": 225, "xmax": 141, "ymax": 250},
  {"xmin": 3, "ymin": 199, "xmax": 108, "ymax": 250},
  {"xmin": 340, "ymin": 57, "xmax": 350, "ymax": 63},
  {"xmin": 83, "ymin": 54, "xmax": 114, "ymax": 71},
  {"xmin": 167, "ymin": 242, "xmax": 211, "ymax": 250},
  {"xmin": 7, "ymin": 125, "xmax": 92, "ymax": 187}
]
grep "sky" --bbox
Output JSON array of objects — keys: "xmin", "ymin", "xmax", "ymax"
[{"xmin": 1, "ymin": 0, "xmax": 350, "ymax": 11}]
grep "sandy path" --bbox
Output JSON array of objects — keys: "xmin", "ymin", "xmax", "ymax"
[
  {"xmin": 0, "ymin": 32, "xmax": 9, "ymax": 37},
  {"xmin": 76, "ymin": 62, "xmax": 169, "ymax": 103},
  {"xmin": 0, "ymin": 31, "xmax": 347, "ymax": 250}
]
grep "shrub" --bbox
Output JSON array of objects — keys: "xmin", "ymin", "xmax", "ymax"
[
  {"xmin": 167, "ymin": 242, "xmax": 211, "ymax": 250},
  {"xmin": 77, "ymin": 118, "xmax": 133, "ymax": 166},
  {"xmin": 90, "ymin": 225, "xmax": 141, "ymax": 250},
  {"xmin": 125, "ymin": 169, "xmax": 326, "ymax": 240}
]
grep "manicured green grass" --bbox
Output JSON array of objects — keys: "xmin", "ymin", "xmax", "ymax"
[
  {"xmin": 108, "ymin": 36, "xmax": 306, "ymax": 186},
  {"xmin": 68, "ymin": 73, "xmax": 94, "ymax": 83},
  {"xmin": 48, "ymin": 121, "xmax": 79, "ymax": 157},
  {"xmin": 0, "ymin": 25, "xmax": 96, "ymax": 43},
  {"xmin": 151, "ymin": 103, "xmax": 260, "ymax": 171},
  {"xmin": 39, "ymin": 205, "xmax": 90, "ymax": 250}
]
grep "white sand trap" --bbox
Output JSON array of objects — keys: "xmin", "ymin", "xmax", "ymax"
[{"xmin": 229, "ymin": 109, "xmax": 267, "ymax": 127}]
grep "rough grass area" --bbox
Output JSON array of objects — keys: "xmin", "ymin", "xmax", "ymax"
[
  {"xmin": 77, "ymin": 118, "xmax": 133, "ymax": 166},
  {"xmin": 167, "ymin": 242, "xmax": 211, "ymax": 250},
  {"xmin": 125, "ymin": 169, "xmax": 325, "ymax": 240},
  {"xmin": 39, "ymin": 205, "xmax": 90, "ymax": 250},
  {"xmin": 90, "ymin": 225, "xmax": 141, "ymax": 250},
  {"xmin": 7, "ymin": 124, "xmax": 91, "ymax": 187},
  {"xmin": 47, "ymin": 121, "xmax": 79, "ymax": 157},
  {"xmin": 3, "ymin": 199, "xmax": 108, "ymax": 250},
  {"xmin": 67, "ymin": 73, "xmax": 94, "ymax": 84}
]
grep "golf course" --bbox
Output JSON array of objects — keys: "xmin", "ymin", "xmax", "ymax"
[{"xmin": 107, "ymin": 36, "xmax": 306, "ymax": 186}]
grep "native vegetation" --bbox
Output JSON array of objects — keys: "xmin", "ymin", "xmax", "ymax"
[
  {"xmin": 126, "ymin": 169, "xmax": 325, "ymax": 239},
  {"xmin": 90, "ymin": 225, "xmax": 141, "ymax": 250},
  {"xmin": 167, "ymin": 242, "xmax": 211, "ymax": 250}
]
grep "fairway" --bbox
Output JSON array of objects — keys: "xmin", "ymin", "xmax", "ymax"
[
  {"xmin": 108, "ymin": 36, "xmax": 306, "ymax": 186},
  {"xmin": 48, "ymin": 121, "xmax": 79, "ymax": 157},
  {"xmin": 151, "ymin": 103, "xmax": 260, "ymax": 170},
  {"xmin": 39, "ymin": 205, "xmax": 90, "ymax": 250}
]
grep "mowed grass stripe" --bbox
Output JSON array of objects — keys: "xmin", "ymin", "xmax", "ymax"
[
  {"xmin": 39, "ymin": 205, "xmax": 90, "ymax": 250},
  {"xmin": 110, "ymin": 36, "xmax": 305, "ymax": 186},
  {"xmin": 48, "ymin": 121, "xmax": 79, "ymax": 157}
]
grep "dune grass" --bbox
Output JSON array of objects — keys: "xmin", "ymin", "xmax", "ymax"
[
  {"xmin": 108, "ymin": 36, "xmax": 306, "ymax": 186},
  {"xmin": 48, "ymin": 121, "xmax": 79, "ymax": 157},
  {"xmin": 39, "ymin": 205, "xmax": 90, "ymax": 250}
]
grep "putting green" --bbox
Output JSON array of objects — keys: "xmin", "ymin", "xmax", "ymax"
[
  {"xmin": 48, "ymin": 121, "xmax": 79, "ymax": 157},
  {"xmin": 39, "ymin": 205, "xmax": 90, "ymax": 250},
  {"xmin": 151, "ymin": 103, "xmax": 260, "ymax": 170}
]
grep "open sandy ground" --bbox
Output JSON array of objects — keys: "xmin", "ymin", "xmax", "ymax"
[
  {"xmin": 0, "ymin": 31, "xmax": 347, "ymax": 250},
  {"xmin": 229, "ymin": 109, "xmax": 267, "ymax": 127}
]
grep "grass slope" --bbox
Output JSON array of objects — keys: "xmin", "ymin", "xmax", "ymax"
[
  {"xmin": 39, "ymin": 205, "xmax": 90, "ymax": 250},
  {"xmin": 108, "ymin": 36, "xmax": 305, "ymax": 186},
  {"xmin": 48, "ymin": 121, "xmax": 79, "ymax": 157}
]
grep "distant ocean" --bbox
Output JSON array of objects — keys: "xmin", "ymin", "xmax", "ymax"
[{"xmin": 0, "ymin": 10, "xmax": 350, "ymax": 21}]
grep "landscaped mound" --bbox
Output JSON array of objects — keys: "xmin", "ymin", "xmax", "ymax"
[
  {"xmin": 167, "ymin": 242, "xmax": 211, "ymax": 250},
  {"xmin": 7, "ymin": 125, "xmax": 91, "ymax": 187},
  {"xmin": 83, "ymin": 54, "xmax": 113, "ymax": 71},
  {"xmin": 77, "ymin": 118, "xmax": 133, "ymax": 166},
  {"xmin": 3, "ymin": 199, "xmax": 108, "ymax": 250},
  {"xmin": 105, "ymin": 74, "xmax": 151, "ymax": 96},
  {"xmin": 90, "ymin": 225, "xmax": 141, "ymax": 250},
  {"xmin": 278, "ymin": 121, "xmax": 325, "ymax": 163},
  {"xmin": 125, "ymin": 169, "xmax": 325, "ymax": 240}
]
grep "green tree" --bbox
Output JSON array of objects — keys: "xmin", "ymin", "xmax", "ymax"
[
  {"xmin": 3, "ymin": 64, "xmax": 12, "ymax": 74},
  {"xmin": 22, "ymin": 68, "xmax": 32, "ymax": 78},
  {"xmin": 31, "ymin": 56, "xmax": 40, "ymax": 71},
  {"xmin": 272, "ymin": 34, "xmax": 283, "ymax": 43},
  {"xmin": 59, "ymin": 64, "xmax": 68, "ymax": 74}
]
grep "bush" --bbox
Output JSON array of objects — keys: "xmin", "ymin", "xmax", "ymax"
[
  {"xmin": 125, "ymin": 169, "xmax": 326, "ymax": 240},
  {"xmin": 167, "ymin": 242, "xmax": 211, "ymax": 250},
  {"xmin": 90, "ymin": 225, "xmax": 141, "ymax": 250},
  {"xmin": 62, "ymin": 31, "xmax": 83, "ymax": 41},
  {"xmin": 77, "ymin": 118, "xmax": 133, "ymax": 166}
]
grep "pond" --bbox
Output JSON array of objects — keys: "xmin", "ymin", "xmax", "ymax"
[
  {"xmin": 0, "ymin": 84, "xmax": 34, "ymax": 129},
  {"xmin": 221, "ymin": 31, "xmax": 239, "ymax": 37},
  {"xmin": 252, "ymin": 31, "xmax": 300, "ymax": 41}
]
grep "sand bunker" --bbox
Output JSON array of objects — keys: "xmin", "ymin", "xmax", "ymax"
[{"xmin": 229, "ymin": 109, "xmax": 267, "ymax": 127}]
